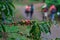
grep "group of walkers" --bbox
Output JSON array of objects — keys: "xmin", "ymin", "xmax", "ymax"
[
  {"xmin": 41, "ymin": 3, "xmax": 56, "ymax": 22},
  {"xmin": 25, "ymin": 3, "xmax": 57, "ymax": 22},
  {"xmin": 25, "ymin": 4, "xmax": 34, "ymax": 20}
]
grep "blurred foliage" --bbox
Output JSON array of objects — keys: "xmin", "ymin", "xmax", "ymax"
[
  {"xmin": 0, "ymin": 0, "xmax": 15, "ymax": 38},
  {"xmin": 30, "ymin": 21, "xmax": 41, "ymax": 40},
  {"xmin": 0, "ymin": 20, "xmax": 52, "ymax": 40},
  {"xmin": 0, "ymin": 0, "xmax": 15, "ymax": 18},
  {"xmin": 45, "ymin": 0, "xmax": 60, "ymax": 7},
  {"xmin": 29, "ymin": 21, "xmax": 51, "ymax": 40},
  {"xmin": 55, "ymin": 38, "xmax": 60, "ymax": 40},
  {"xmin": 4, "ymin": 25, "xmax": 31, "ymax": 40}
]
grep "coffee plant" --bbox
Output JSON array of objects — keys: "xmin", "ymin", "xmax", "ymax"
[
  {"xmin": 0, "ymin": 0, "xmax": 15, "ymax": 39},
  {"xmin": 29, "ymin": 21, "xmax": 51, "ymax": 40}
]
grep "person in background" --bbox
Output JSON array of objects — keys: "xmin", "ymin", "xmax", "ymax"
[
  {"xmin": 49, "ymin": 5, "xmax": 56, "ymax": 22},
  {"xmin": 41, "ymin": 3, "xmax": 48, "ymax": 21},
  {"xmin": 30, "ymin": 4, "xmax": 34, "ymax": 20},
  {"xmin": 25, "ymin": 5, "xmax": 31, "ymax": 19},
  {"xmin": 43, "ymin": 7, "xmax": 48, "ymax": 21}
]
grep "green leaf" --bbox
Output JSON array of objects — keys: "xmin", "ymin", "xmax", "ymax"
[
  {"xmin": 39, "ymin": 21, "xmax": 51, "ymax": 33},
  {"xmin": 6, "ymin": 3, "xmax": 13, "ymax": 16},
  {"xmin": 3, "ymin": 3, "xmax": 9, "ymax": 16},
  {"xmin": 1, "ymin": 24, "xmax": 6, "ymax": 32},
  {"xmin": 8, "ymin": 2, "xmax": 15, "ymax": 9}
]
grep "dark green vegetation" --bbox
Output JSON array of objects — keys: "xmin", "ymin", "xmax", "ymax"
[
  {"xmin": 45, "ymin": 0, "xmax": 60, "ymax": 11},
  {"xmin": 45, "ymin": 0, "xmax": 60, "ymax": 7},
  {"xmin": 55, "ymin": 38, "xmax": 60, "ymax": 40},
  {"xmin": 0, "ymin": 20, "xmax": 51, "ymax": 40},
  {"xmin": 29, "ymin": 21, "xmax": 51, "ymax": 40},
  {"xmin": 0, "ymin": 0, "xmax": 15, "ymax": 40}
]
